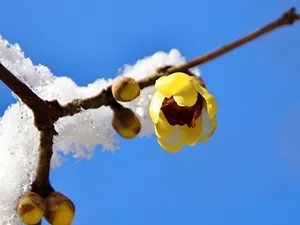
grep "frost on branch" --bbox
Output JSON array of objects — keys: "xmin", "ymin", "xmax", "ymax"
[{"xmin": 0, "ymin": 35, "xmax": 200, "ymax": 224}]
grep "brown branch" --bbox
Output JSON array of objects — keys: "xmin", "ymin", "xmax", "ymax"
[
  {"xmin": 139, "ymin": 7, "xmax": 300, "ymax": 87},
  {"xmin": 1, "ymin": 7, "xmax": 299, "ymax": 123},
  {"xmin": 0, "ymin": 63, "xmax": 60, "ymax": 131},
  {"xmin": 172, "ymin": 7, "xmax": 300, "ymax": 71},
  {"xmin": 57, "ymin": 7, "xmax": 299, "ymax": 118},
  {"xmin": 0, "ymin": 64, "xmax": 46, "ymax": 111},
  {"xmin": 0, "ymin": 7, "xmax": 299, "ymax": 223},
  {"xmin": 30, "ymin": 128, "xmax": 56, "ymax": 198}
]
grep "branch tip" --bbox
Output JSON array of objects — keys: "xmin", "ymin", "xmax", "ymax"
[{"xmin": 281, "ymin": 7, "xmax": 300, "ymax": 24}]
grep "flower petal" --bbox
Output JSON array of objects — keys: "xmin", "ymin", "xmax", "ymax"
[
  {"xmin": 193, "ymin": 81, "xmax": 218, "ymax": 119},
  {"xmin": 154, "ymin": 76, "xmax": 174, "ymax": 98},
  {"xmin": 148, "ymin": 91, "xmax": 165, "ymax": 123},
  {"xmin": 154, "ymin": 111, "xmax": 174, "ymax": 139},
  {"xmin": 155, "ymin": 73, "xmax": 198, "ymax": 106},
  {"xmin": 157, "ymin": 126, "xmax": 184, "ymax": 153},
  {"xmin": 172, "ymin": 80, "xmax": 198, "ymax": 107},
  {"xmin": 198, "ymin": 107, "xmax": 217, "ymax": 143},
  {"xmin": 180, "ymin": 117, "xmax": 202, "ymax": 146}
]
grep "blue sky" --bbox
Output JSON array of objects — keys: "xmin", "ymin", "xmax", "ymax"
[{"xmin": 1, "ymin": 0, "xmax": 300, "ymax": 225}]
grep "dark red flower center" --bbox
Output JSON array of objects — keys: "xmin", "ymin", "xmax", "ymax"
[{"xmin": 161, "ymin": 94, "xmax": 203, "ymax": 128}]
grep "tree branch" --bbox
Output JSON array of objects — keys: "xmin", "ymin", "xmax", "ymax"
[
  {"xmin": 0, "ymin": 7, "xmax": 299, "ymax": 221},
  {"xmin": 0, "ymin": 64, "xmax": 60, "ymax": 131},
  {"xmin": 30, "ymin": 128, "xmax": 56, "ymax": 198},
  {"xmin": 172, "ymin": 7, "xmax": 300, "ymax": 71},
  {"xmin": 1, "ymin": 8, "xmax": 299, "ymax": 122},
  {"xmin": 138, "ymin": 7, "xmax": 300, "ymax": 87},
  {"xmin": 54, "ymin": 7, "xmax": 300, "ymax": 118}
]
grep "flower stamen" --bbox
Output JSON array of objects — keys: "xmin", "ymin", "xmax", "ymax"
[{"xmin": 161, "ymin": 94, "xmax": 203, "ymax": 128}]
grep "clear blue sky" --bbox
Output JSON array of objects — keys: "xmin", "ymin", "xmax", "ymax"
[{"xmin": 1, "ymin": 0, "xmax": 300, "ymax": 225}]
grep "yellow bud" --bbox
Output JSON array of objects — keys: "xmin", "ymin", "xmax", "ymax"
[
  {"xmin": 112, "ymin": 106, "xmax": 141, "ymax": 139},
  {"xmin": 112, "ymin": 76, "xmax": 140, "ymax": 102},
  {"xmin": 45, "ymin": 192, "xmax": 75, "ymax": 225},
  {"xmin": 16, "ymin": 192, "xmax": 46, "ymax": 225}
]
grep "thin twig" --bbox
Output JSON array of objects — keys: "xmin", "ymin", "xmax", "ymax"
[
  {"xmin": 1, "ymin": 8, "xmax": 299, "ymax": 122},
  {"xmin": 173, "ymin": 7, "xmax": 300, "ymax": 71},
  {"xmin": 55, "ymin": 7, "xmax": 300, "ymax": 118},
  {"xmin": 0, "ymin": 64, "xmax": 60, "ymax": 131},
  {"xmin": 30, "ymin": 128, "xmax": 56, "ymax": 198},
  {"xmin": 139, "ymin": 7, "xmax": 300, "ymax": 87}
]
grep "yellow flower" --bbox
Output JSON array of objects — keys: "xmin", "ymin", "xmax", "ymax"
[{"xmin": 149, "ymin": 72, "xmax": 218, "ymax": 153}]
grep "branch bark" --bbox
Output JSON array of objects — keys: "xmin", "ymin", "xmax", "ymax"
[
  {"xmin": 172, "ymin": 7, "xmax": 300, "ymax": 71},
  {"xmin": 1, "ymin": 8, "xmax": 299, "ymax": 122},
  {"xmin": 0, "ymin": 64, "xmax": 60, "ymax": 131},
  {"xmin": 30, "ymin": 129, "xmax": 56, "ymax": 198},
  {"xmin": 138, "ymin": 7, "xmax": 300, "ymax": 87},
  {"xmin": 55, "ymin": 7, "xmax": 300, "ymax": 118}
]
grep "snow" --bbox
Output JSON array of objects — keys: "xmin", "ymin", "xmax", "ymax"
[{"xmin": 0, "ymin": 35, "xmax": 200, "ymax": 224}]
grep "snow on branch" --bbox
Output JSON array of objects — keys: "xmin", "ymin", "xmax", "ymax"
[
  {"xmin": 0, "ymin": 7, "xmax": 299, "ymax": 225},
  {"xmin": 0, "ymin": 44, "xmax": 191, "ymax": 225}
]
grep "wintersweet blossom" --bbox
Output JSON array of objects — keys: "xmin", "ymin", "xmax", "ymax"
[{"xmin": 149, "ymin": 72, "xmax": 218, "ymax": 153}]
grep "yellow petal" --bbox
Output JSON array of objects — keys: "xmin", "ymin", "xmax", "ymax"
[
  {"xmin": 154, "ymin": 76, "xmax": 174, "ymax": 98},
  {"xmin": 198, "ymin": 107, "xmax": 217, "ymax": 143},
  {"xmin": 193, "ymin": 81, "xmax": 218, "ymax": 119},
  {"xmin": 172, "ymin": 79, "xmax": 198, "ymax": 107},
  {"xmin": 155, "ymin": 73, "xmax": 198, "ymax": 106},
  {"xmin": 180, "ymin": 117, "xmax": 202, "ymax": 146},
  {"xmin": 148, "ymin": 91, "xmax": 165, "ymax": 123},
  {"xmin": 154, "ymin": 111, "xmax": 174, "ymax": 138},
  {"xmin": 157, "ymin": 126, "xmax": 184, "ymax": 153}
]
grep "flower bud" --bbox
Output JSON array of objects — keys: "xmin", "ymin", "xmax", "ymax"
[
  {"xmin": 112, "ymin": 76, "xmax": 140, "ymax": 102},
  {"xmin": 45, "ymin": 192, "xmax": 75, "ymax": 225},
  {"xmin": 16, "ymin": 192, "xmax": 46, "ymax": 225},
  {"xmin": 112, "ymin": 106, "xmax": 141, "ymax": 139}
]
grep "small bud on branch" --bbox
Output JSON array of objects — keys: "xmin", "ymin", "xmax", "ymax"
[
  {"xmin": 16, "ymin": 192, "xmax": 46, "ymax": 225},
  {"xmin": 45, "ymin": 192, "xmax": 75, "ymax": 225},
  {"xmin": 111, "ymin": 103, "xmax": 142, "ymax": 139},
  {"xmin": 112, "ymin": 76, "xmax": 141, "ymax": 102}
]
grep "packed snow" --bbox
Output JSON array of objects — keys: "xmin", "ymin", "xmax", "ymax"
[{"xmin": 0, "ymin": 35, "xmax": 200, "ymax": 224}]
